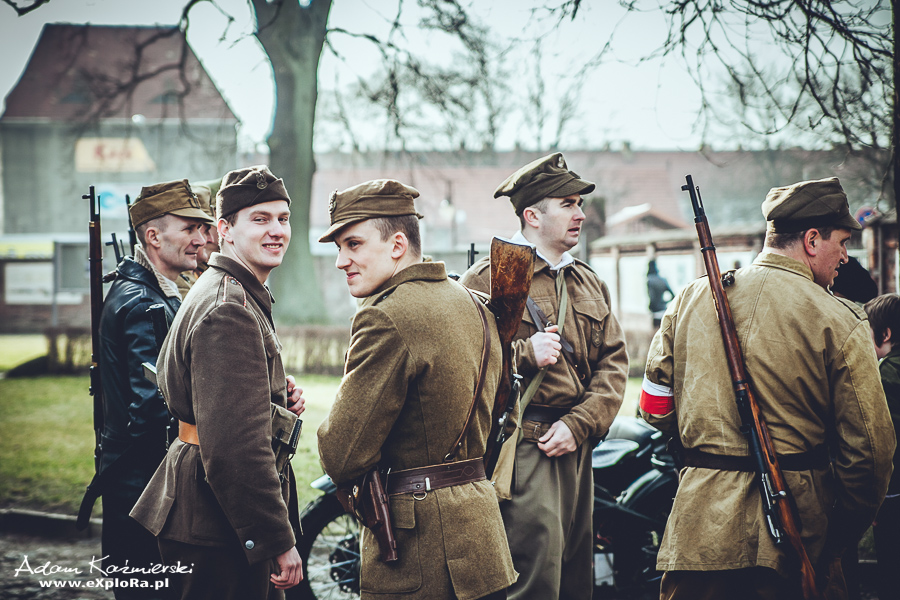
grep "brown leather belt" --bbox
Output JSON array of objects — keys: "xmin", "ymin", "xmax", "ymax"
[
  {"xmin": 682, "ymin": 444, "xmax": 830, "ymax": 472},
  {"xmin": 386, "ymin": 458, "xmax": 485, "ymax": 496},
  {"xmin": 522, "ymin": 404, "xmax": 569, "ymax": 424},
  {"xmin": 179, "ymin": 421, "xmax": 199, "ymax": 446}
]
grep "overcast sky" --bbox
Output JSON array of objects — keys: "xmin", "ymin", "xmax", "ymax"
[{"xmin": 0, "ymin": 0, "xmax": 727, "ymax": 153}]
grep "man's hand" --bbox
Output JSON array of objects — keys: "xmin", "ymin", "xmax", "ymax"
[
  {"xmin": 270, "ymin": 546, "xmax": 303, "ymax": 589},
  {"xmin": 286, "ymin": 375, "xmax": 306, "ymax": 416},
  {"xmin": 531, "ymin": 324, "xmax": 562, "ymax": 368},
  {"xmin": 537, "ymin": 420, "xmax": 577, "ymax": 457}
]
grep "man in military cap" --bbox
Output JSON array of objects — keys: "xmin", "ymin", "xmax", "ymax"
[
  {"xmin": 132, "ymin": 166, "xmax": 305, "ymax": 600},
  {"xmin": 640, "ymin": 177, "xmax": 895, "ymax": 598},
  {"xmin": 460, "ymin": 153, "xmax": 629, "ymax": 600},
  {"xmin": 175, "ymin": 181, "xmax": 220, "ymax": 297},
  {"xmin": 95, "ymin": 179, "xmax": 212, "ymax": 597},
  {"xmin": 317, "ymin": 179, "xmax": 517, "ymax": 599}
]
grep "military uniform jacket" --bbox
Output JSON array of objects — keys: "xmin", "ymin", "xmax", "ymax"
[
  {"xmin": 641, "ymin": 252, "xmax": 895, "ymax": 575},
  {"xmin": 461, "ymin": 254, "xmax": 628, "ymax": 445},
  {"xmin": 317, "ymin": 261, "xmax": 517, "ymax": 600},
  {"xmin": 99, "ymin": 249, "xmax": 180, "ymax": 474},
  {"xmin": 131, "ymin": 254, "xmax": 296, "ymax": 565}
]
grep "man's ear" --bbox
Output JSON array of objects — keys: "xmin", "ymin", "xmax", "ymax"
[
  {"xmin": 884, "ymin": 327, "xmax": 893, "ymax": 346},
  {"xmin": 391, "ymin": 232, "xmax": 409, "ymax": 259},
  {"xmin": 144, "ymin": 226, "xmax": 162, "ymax": 249},
  {"xmin": 522, "ymin": 206, "xmax": 541, "ymax": 228},
  {"xmin": 803, "ymin": 228, "xmax": 821, "ymax": 257},
  {"xmin": 217, "ymin": 218, "xmax": 231, "ymax": 245}
]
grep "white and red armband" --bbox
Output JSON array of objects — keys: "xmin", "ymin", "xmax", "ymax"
[{"xmin": 639, "ymin": 377, "xmax": 674, "ymax": 415}]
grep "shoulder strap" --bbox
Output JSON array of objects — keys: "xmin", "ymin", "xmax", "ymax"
[{"xmin": 444, "ymin": 288, "xmax": 492, "ymax": 462}]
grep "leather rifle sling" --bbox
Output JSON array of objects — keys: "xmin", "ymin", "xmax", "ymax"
[{"xmin": 444, "ymin": 288, "xmax": 492, "ymax": 462}]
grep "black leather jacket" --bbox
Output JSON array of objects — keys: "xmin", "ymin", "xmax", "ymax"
[{"xmin": 98, "ymin": 256, "xmax": 180, "ymax": 474}]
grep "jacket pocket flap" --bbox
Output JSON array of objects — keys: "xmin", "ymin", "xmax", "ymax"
[{"xmin": 389, "ymin": 494, "xmax": 416, "ymax": 529}]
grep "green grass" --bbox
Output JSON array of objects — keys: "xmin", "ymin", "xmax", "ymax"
[
  {"xmin": 0, "ymin": 334, "xmax": 47, "ymax": 371},
  {"xmin": 0, "ymin": 372, "xmax": 642, "ymax": 515},
  {"xmin": 0, "ymin": 374, "xmax": 342, "ymax": 514}
]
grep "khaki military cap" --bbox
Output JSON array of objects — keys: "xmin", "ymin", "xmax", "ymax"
[
  {"xmin": 318, "ymin": 179, "xmax": 423, "ymax": 243},
  {"xmin": 192, "ymin": 178, "xmax": 222, "ymax": 219},
  {"xmin": 216, "ymin": 165, "xmax": 290, "ymax": 219},
  {"xmin": 762, "ymin": 177, "xmax": 861, "ymax": 233},
  {"xmin": 494, "ymin": 152, "xmax": 595, "ymax": 215},
  {"xmin": 130, "ymin": 179, "xmax": 213, "ymax": 228}
]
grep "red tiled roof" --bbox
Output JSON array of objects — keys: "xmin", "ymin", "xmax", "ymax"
[{"xmin": 2, "ymin": 23, "xmax": 237, "ymax": 123}]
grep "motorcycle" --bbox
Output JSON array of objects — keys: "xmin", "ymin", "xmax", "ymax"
[
  {"xmin": 592, "ymin": 416, "xmax": 679, "ymax": 598},
  {"xmin": 292, "ymin": 416, "xmax": 679, "ymax": 600}
]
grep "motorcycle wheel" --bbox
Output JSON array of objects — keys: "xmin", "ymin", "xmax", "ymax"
[{"xmin": 291, "ymin": 493, "xmax": 361, "ymax": 600}]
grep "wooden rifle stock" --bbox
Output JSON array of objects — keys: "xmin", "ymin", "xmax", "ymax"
[
  {"xmin": 483, "ymin": 237, "xmax": 535, "ymax": 478},
  {"xmin": 682, "ymin": 175, "xmax": 821, "ymax": 599}
]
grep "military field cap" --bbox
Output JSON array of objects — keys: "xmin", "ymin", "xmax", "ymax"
[
  {"xmin": 318, "ymin": 179, "xmax": 423, "ymax": 243},
  {"xmin": 192, "ymin": 178, "xmax": 222, "ymax": 219},
  {"xmin": 216, "ymin": 165, "xmax": 290, "ymax": 219},
  {"xmin": 762, "ymin": 177, "xmax": 861, "ymax": 233},
  {"xmin": 494, "ymin": 152, "xmax": 596, "ymax": 215},
  {"xmin": 130, "ymin": 179, "xmax": 213, "ymax": 228},
  {"xmin": 193, "ymin": 185, "xmax": 214, "ymax": 219}
]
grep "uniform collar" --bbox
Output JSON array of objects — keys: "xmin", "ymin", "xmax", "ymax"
[
  {"xmin": 510, "ymin": 230, "xmax": 575, "ymax": 272},
  {"xmin": 361, "ymin": 260, "xmax": 447, "ymax": 307},
  {"xmin": 132, "ymin": 244, "xmax": 182, "ymax": 299},
  {"xmin": 753, "ymin": 251, "xmax": 815, "ymax": 282},
  {"xmin": 208, "ymin": 253, "xmax": 276, "ymax": 312}
]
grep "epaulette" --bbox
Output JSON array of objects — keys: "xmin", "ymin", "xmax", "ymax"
[
  {"xmin": 102, "ymin": 269, "xmax": 118, "ymax": 283},
  {"xmin": 467, "ymin": 288, "xmax": 491, "ymax": 306},
  {"xmin": 221, "ymin": 276, "xmax": 248, "ymax": 307},
  {"xmin": 572, "ymin": 257, "xmax": 598, "ymax": 275}
]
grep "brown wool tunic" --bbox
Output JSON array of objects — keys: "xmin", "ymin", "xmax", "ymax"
[
  {"xmin": 131, "ymin": 254, "xmax": 296, "ymax": 565},
  {"xmin": 642, "ymin": 252, "xmax": 896, "ymax": 576},
  {"xmin": 318, "ymin": 261, "xmax": 517, "ymax": 600}
]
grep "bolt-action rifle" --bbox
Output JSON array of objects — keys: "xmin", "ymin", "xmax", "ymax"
[
  {"xmin": 77, "ymin": 186, "xmax": 104, "ymax": 530},
  {"xmin": 682, "ymin": 174, "xmax": 821, "ymax": 600},
  {"xmin": 483, "ymin": 236, "xmax": 535, "ymax": 478}
]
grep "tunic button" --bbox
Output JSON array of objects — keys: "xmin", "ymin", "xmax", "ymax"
[{"xmin": 245, "ymin": 540, "xmax": 255, "ymax": 550}]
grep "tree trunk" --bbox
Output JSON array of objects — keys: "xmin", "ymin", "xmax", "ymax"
[
  {"xmin": 252, "ymin": 0, "xmax": 332, "ymax": 324},
  {"xmin": 893, "ymin": 0, "xmax": 899, "ymax": 293}
]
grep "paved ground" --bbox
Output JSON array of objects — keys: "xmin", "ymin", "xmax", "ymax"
[
  {"xmin": 0, "ymin": 528, "xmax": 884, "ymax": 599},
  {"xmin": 1, "ymin": 532, "xmax": 112, "ymax": 599}
]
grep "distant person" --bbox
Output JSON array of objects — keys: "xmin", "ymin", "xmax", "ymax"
[
  {"xmin": 863, "ymin": 293, "xmax": 900, "ymax": 600},
  {"xmin": 831, "ymin": 256, "xmax": 878, "ymax": 305},
  {"xmin": 97, "ymin": 180, "xmax": 211, "ymax": 598},
  {"xmin": 175, "ymin": 182, "xmax": 219, "ymax": 297},
  {"xmin": 647, "ymin": 259, "xmax": 674, "ymax": 328}
]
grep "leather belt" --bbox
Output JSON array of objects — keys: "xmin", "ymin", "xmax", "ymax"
[
  {"xmin": 522, "ymin": 403, "xmax": 569, "ymax": 424},
  {"xmin": 386, "ymin": 458, "xmax": 485, "ymax": 496},
  {"xmin": 682, "ymin": 444, "xmax": 830, "ymax": 472},
  {"xmin": 179, "ymin": 421, "xmax": 199, "ymax": 446}
]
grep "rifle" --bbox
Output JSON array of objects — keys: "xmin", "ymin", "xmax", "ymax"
[
  {"xmin": 483, "ymin": 236, "xmax": 535, "ymax": 479},
  {"xmin": 682, "ymin": 174, "xmax": 821, "ymax": 599},
  {"xmin": 77, "ymin": 186, "xmax": 104, "ymax": 530},
  {"xmin": 125, "ymin": 194, "xmax": 137, "ymax": 256}
]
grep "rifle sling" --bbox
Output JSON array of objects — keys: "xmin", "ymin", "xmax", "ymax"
[
  {"xmin": 682, "ymin": 444, "xmax": 829, "ymax": 472},
  {"xmin": 444, "ymin": 289, "xmax": 491, "ymax": 463}
]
